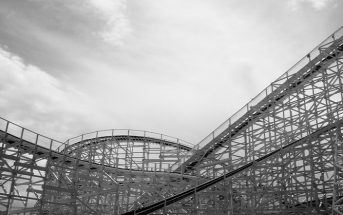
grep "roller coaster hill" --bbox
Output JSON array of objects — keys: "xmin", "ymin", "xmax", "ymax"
[{"xmin": 1, "ymin": 26, "xmax": 343, "ymax": 214}]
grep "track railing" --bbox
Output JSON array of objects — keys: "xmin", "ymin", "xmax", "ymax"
[
  {"xmin": 57, "ymin": 129, "xmax": 193, "ymax": 153},
  {"xmin": 0, "ymin": 117, "xmax": 64, "ymax": 151}
]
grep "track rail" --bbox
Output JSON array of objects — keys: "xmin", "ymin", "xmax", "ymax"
[
  {"xmin": 0, "ymin": 125, "xmax": 194, "ymax": 179},
  {"xmin": 61, "ymin": 135, "xmax": 192, "ymax": 154}
]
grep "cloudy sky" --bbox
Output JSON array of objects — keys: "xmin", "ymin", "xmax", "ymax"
[{"xmin": 0, "ymin": 0, "xmax": 342, "ymax": 144}]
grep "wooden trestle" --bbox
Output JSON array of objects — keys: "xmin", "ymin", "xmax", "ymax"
[{"xmin": 1, "ymin": 26, "xmax": 343, "ymax": 214}]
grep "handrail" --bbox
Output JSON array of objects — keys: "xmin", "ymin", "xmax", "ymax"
[
  {"xmin": 56, "ymin": 129, "xmax": 193, "ymax": 152},
  {"xmin": 0, "ymin": 116, "xmax": 194, "ymax": 170},
  {"xmin": 0, "ymin": 116, "xmax": 64, "ymax": 151}
]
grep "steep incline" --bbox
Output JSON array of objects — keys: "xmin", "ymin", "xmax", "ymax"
[{"xmin": 176, "ymin": 26, "xmax": 343, "ymax": 173}]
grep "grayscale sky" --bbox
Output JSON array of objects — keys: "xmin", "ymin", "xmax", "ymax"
[{"xmin": 0, "ymin": 0, "xmax": 342, "ymax": 144}]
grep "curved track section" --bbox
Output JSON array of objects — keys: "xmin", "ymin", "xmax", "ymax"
[{"xmin": 0, "ymin": 119, "xmax": 194, "ymax": 214}]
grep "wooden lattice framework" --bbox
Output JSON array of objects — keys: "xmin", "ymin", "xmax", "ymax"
[
  {"xmin": 1, "ymin": 26, "xmax": 343, "ymax": 215},
  {"xmin": 0, "ymin": 126, "xmax": 194, "ymax": 214}
]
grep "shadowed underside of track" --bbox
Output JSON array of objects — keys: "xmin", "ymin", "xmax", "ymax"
[{"xmin": 123, "ymin": 120, "xmax": 343, "ymax": 214}]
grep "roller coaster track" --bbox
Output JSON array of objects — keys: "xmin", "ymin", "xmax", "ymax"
[
  {"xmin": 0, "ymin": 129, "xmax": 192, "ymax": 178},
  {"xmin": 123, "ymin": 120, "xmax": 343, "ymax": 214},
  {"xmin": 0, "ymin": 119, "xmax": 196, "ymax": 214},
  {"xmin": 2, "ymin": 26, "xmax": 343, "ymax": 214},
  {"xmin": 177, "ymin": 27, "xmax": 343, "ymax": 173}
]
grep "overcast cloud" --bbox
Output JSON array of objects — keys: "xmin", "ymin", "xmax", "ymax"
[{"xmin": 0, "ymin": 0, "xmax": 342, "ymax": 143}]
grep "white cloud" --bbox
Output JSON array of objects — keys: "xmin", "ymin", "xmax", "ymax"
[
  {"xmin": 288, "ymin": 0, "xmax": 334, "ymax": 11},
  {"xmin": 1, "ymin": 0, "xmax": 341, "ymax": 144},
  {"xmin": 86, "ymin": 0, "xmax": 131, "ymax": 46},
  {"xmin": 0, "ymin": 48, "xmax": 93, "ymax": 140}
]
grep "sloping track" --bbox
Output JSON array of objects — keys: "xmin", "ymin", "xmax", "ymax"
[{"xmin": 123, "ymin": 120, "xmax": 343, "ymax": 214}]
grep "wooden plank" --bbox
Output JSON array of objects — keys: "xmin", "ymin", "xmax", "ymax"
[
  {"xmin": 14, "ymin": 162, "xmax": 47, "ymax": 171},
  {"xmin": 0, "ymin": 153, "xmax": 19, "ymax": 161},
  {"xmin": 0, "ymin": 167, "xmax": 34, "ymax": 176}
]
